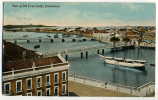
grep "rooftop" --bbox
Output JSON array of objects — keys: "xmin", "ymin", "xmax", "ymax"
[
  {"xmin": 3, "ymin": 41, "xmax": 42, "ymax": 62},
  {"xmin": 3, "ymin": 56, "xmax": 63, "ymax": 72},
  {"xmin": 140, "ymin": 40, "xmax": 151, "ymax": 44}
]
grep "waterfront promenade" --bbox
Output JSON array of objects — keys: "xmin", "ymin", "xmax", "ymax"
[{"xmin": 69, "ymin": 74, "xmax": 155, "ymax": 97}]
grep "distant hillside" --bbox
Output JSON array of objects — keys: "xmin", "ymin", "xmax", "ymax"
[{"xmin": 3, "ymin": 25, "xmax": 56, "ymax": 29}]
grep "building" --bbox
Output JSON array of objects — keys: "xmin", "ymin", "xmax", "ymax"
[
  {"xmin": 3, "ymin": 41, "xmax": 42, "ymax": 62},
  {"xmin": 142, "ymin": 34, "xmax": 155, "ymax": 41},
  {"xmin": 126, "ymin": 25, "xmax": 131, "ymax": 30},
  {"xmin": 140, "ymin": 40, "xmax": 155, "ymax": 49},
  {"xmin": 2, "ymin": 54, "xmax": 70, "ymax": 96}
]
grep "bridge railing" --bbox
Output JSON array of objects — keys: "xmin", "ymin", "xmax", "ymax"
[{"xmin": 43, "ymin": 42, "xmax": 134, "ymax": 57}]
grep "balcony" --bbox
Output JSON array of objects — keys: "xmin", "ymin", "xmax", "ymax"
[
  {"xmin": 62, "ymin": 90, "xmax": 67, "ymax": 95},
  {"xmin": 45, "ymin": 82, "xmax": 51, "ymax": 86},
  {"xmin": 54, "ymin": 92, "xmax": 59, "ymax": 96},
  {"xmin": 37, "ymin": 84, "xmax": 42, "ymax": 88},
  {"xmin": 4, "ymin": 90, "xmax": 12, "ymax": 95},
  {"xmin": 54, "ymin": 79, "xmax": 59, "ymax": 84},
  {"xmin": 62, "ymin": 78, "xmax": 67, "ymax": 82},
  {"xmin": 16, "ymin": 88, "xmax": 23, "ymax": 93},
  {"xmin": 27, "ymin": 86, "xmax": 33, "ymax": 90}
]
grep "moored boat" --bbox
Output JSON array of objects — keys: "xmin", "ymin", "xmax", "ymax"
[
  {"xmin": 23, "ymin": 35, "xmax": 28, "ymax": 37},
  {"xmin": 104, "ymin": 57, "xmax": 146, "ymax": 69},
  {"xmin": 47, "ymin": 35, "xmax": 51, "ymax": 37},
  {"xmin": 34, "ymin": 45, "xmax": 40, "ymax": 49},
  {"xmin": 54, "ymin": 34, "xmax": 59, "ymax": 38}
]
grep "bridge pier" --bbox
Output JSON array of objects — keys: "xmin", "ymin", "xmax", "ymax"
[
  {"xmin": 81, "ymin": 52, "xmax": 83, "ymax": 58},
  {"xmin": 39, "ymin": 39, "xmax": 42, "ymax": 42},
  {"xmin": 62, "ymin": 38, "xmax": 65, "ymax": 42},
  {"xmin": 97, "ymin": 50, "xmax": 99, "ymax": 54},
  {"xmin": 14, "ymin": 40, "xmax": 17, "ymax": 44},
  {"xmin": 83, "ymin": 38, "xmax": 87, "ymax": 41},
  {"xmin": 51, "ymin": 39, "xmax": 54, "ymax": 43},
  {"xmin": 102, "ymin": 49, "xmax": 104, "ymax": 54},
  {"xmin": 72, "ymin": 38, "xmax": 76, "ymax": 42},
  {"xmin": 91, "ymin": 38, "xmax": 95, "ymax": 41},
  {"xmin": 27, "ymin": 39, "xmax": 29, "ymax": 43},
  {"xmin": 86, "ymin": 51, "xmax": 88, "ymax": 58},
  {"xmin": 66, "ymin": 55, "xmax": 68, "ymax": 61}
]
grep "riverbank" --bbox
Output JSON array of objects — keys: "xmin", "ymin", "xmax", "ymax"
[
  {"xmin": 68, "ymin": 81, "xmax": 136, "ymax": 97},
  {"xmin": 5, "ymin": 29, "xmax": 94, "ymax": 38}
]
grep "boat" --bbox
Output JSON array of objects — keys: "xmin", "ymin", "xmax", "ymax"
[
  {"xmin": 47, "ymin": 35, "xmax": 51, "ymax": 37},
  {"xmin": 150, "ymin": 63, "xmax": 155, "ymax": 66},
  {"xmin": 54, "ymin": 34, "xmax": 59, "ymax": 38},
  {"xmin": 23, "ymin": 35, "xmax": 28, "ymax": 37},
  {"xmin": 34, "ymin": 45, "xmax": 40, "ymax": 49},
  {"xmin": 104, "ymin": 57, "xmax": 147, "ymax": 70}
]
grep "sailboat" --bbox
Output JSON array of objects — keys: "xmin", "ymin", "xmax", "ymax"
[
  {"xmin": 100, "ymin": 43, "xmax": 147, "ymax": 70},
  {"xmin": 104, "ymin": 56, "xmax": 147, "ymax": 69}
]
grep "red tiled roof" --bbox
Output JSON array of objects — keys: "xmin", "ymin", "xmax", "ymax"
[
  {"xmin": 3, "ymin": 56, "xmax": 63, "ymax": 72},
  {"xmin": 3, "ymin": 41, "xmax": 42, "ymax": 62}
]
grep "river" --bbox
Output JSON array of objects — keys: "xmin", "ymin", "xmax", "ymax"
[{"xmin": 3, "ymin": 31, "xmax": 155, "ymax": 87}]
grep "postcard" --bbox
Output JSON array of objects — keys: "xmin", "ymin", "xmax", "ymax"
[{"xmin": 2, "ymin": 2, "xmax": 156, "ymax": 97}]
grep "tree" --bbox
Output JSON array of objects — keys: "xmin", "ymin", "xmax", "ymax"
[
  {"xmin": 123, "ymin": 38, "xmax": 130, "ymax": 43},
  {"xmin": 110, "ymin": 36, "xmax": 120, "ymax": 57}
]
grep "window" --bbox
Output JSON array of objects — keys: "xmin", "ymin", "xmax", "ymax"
[
  {"xmin": 62, "ymin": 84, "xmax": 66, "ymax": 95},
  {"xmin": 27, "ymin": 78, "xmax": 32, "ymax": 90},
  {"xmin": 37, "ymin": 76, "xmax": 42, "ymax": 88},
  {"xmin": 27, "ymin": 92, "xmax": 32, "ymax": 96},
  {"xmin": 46, "ymin": 74, "xmax": 50, "ymax": 86},
  {"xmin": 4, "ymin": 82, "xmax": 11, "ymax": 95},
  {"xmin": 46, "ymin": 88, "xmax": 50, "ymax": 96},
  {"xmin": 62, "ymin": 71, "xmax": 66, "ymax": 82},
  {"xmin": 37, "ymin": 90, "xmax": 42, "ymax": 96},
  {"xmin": 54, "ymin": 86, "xmax": 59, "ymax": 96},
  {"xmin": 54, "ymin": 73, "xmax": 59, "ymax": 84},
  {"xmin": 16, "ymin": 80, "xmax": 22, "ymax": 93},
  {"xmin": 23, "ymin": 52, "xmax": 26, "ymax": 56}
]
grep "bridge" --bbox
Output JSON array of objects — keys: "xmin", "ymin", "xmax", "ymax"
[
  {"xmin": 43, "ymin": 42, "xmax": 135, "ymax": 60},
  {"xmin": 3, "ymin": 37, "xmax": 96, "ymax": 43}
]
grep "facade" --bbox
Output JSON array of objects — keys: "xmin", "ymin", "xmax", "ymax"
[
  {"xmin": 140, "ymin": 40, "xmax": 155, "ymax": 49},
  {"xmin": 2, "ymin": 54, "xmax": 70, "ymax": 96},
  {"xmin": 142, "ymin": 35, "xmax": 155, "ymax": 41}
]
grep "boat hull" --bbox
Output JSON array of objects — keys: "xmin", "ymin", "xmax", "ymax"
[{"xmin": 105, "ymin": 59, "xmax": 146, "ymax": 70}]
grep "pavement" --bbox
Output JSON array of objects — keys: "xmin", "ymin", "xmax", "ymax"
[{"xmin": 68, "ymin": 74, "xmax": 155, "ymax": 97}]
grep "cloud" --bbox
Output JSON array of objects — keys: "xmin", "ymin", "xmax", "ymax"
[{"xmin": 121, "ymin": 3, "xmax": 144, "ymax": 11}]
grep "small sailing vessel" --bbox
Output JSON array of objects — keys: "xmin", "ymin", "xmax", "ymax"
[
  {"xmin": 47, "ymin": 35, "xmax": 51, "ymax": 37},
  {"xmin": 23, "ymin": 35, "xmax": 28, "ymax": 37},
  {"xmin": 54, "ymin": 34, "xmax": 59, "ymax": 38},
  {"xmin": 99, "ymin": 41, "xmax": 147, "ymax": 70},
  {"xmin": 104, "ymin": 56, "xmax": 147, "ymax": 70},
  {"xmin": 34, "ymin": 45, "xmax": 40, "ymax": 49}
]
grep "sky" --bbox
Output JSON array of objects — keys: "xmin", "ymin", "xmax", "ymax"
[{"xmin": 3, "ymin": 2, "xmax": 156, "ymax": 27}]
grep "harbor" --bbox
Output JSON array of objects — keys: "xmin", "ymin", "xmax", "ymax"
[{"xmin": 3, "ymin": 31, "xmax": 155, "ymax": 88}]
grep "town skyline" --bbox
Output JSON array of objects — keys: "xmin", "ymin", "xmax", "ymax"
[{"xmin": 3, "ymin": 2, "xmax": 156, "ymax": 27}]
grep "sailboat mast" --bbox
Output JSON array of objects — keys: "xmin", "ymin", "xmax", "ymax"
[
  {"xmin": 124, "ymin": 42, "xmax": 127, "ymax": 60},
  {"xmin": 137, "ymin": 32, "xmax": 143, "ymax": 60}
]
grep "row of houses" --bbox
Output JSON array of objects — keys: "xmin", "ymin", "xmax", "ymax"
[
  {"xmin": 3, "ymin": 41, "xmax": 70, "ymax": 96},
  {"xmin": 140, "ymin": 40, "xmax": 155, "ymax": 49}
]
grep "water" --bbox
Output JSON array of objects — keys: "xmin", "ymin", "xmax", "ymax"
[{"xmin": 3, "ymin": 31, "xmax": 155, "ymax": 87}]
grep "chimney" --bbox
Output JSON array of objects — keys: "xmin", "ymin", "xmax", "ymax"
[
  {"xmin": 32, "ymin": 62, "xmax": 35, "ymax": 71},
  {"xmin": 12, "ymin": 68, "xmax": 14, "ymax": 75}
]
